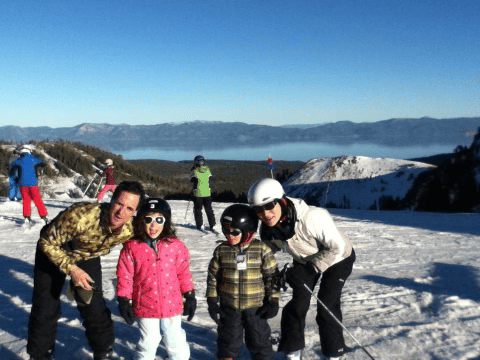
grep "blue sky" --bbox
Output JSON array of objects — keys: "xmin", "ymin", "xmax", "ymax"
[{"xmin": 1, "ymin": 0, "xmax": 479, "ymax": 128}]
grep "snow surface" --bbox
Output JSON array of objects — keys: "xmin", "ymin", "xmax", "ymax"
[{"xmin": 1, "ymin": 195, "xmax": 480, "ymax": 360}]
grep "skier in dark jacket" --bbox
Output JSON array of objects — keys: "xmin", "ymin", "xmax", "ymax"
[
  {"xmin": 190, "ymin": 155, "xmax": 216, "ymax": 231},
  {"xmin": 248, "ymin": 178, "xmax": 355, "ymax": 360},
  {"xmin": 10, "ymin": 144, "xmax": 48, "ymax": 224},
  {"xmin": 97, "ymin": 158, "xmax": 117, "ymax": 202}
]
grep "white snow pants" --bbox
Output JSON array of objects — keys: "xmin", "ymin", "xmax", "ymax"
[{"xmin": 135, "ymin": 315, "xmax": 190, "ymax": 360}]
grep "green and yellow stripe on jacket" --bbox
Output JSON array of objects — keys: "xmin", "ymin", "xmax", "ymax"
[{"xmin": 206, "ymin": 238, "xmax": 279, "ymax": 311}]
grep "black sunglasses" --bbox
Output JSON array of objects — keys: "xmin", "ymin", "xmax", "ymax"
[
  {"xmin": 252, "ymin": 199, "xmax": 279, "ymax": 213},
  {"xmin": 222, "ymin": 228, "xmax": 242, "ymax": 236},
  {"xmin": 144, "ymin": 216, "xmax": 165, "ymax": 225}
]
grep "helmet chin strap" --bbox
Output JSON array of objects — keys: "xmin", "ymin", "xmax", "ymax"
[{"xmin": 239, "ymin": 232, "xmax": 255, "ymax": 246}]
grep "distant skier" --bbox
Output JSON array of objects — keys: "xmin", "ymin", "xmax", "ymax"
[
  {"xmin": 97, "ymin": 158, "xmax": 117, "ymax": 202},
  {"xmin": 10, "ymin": 144, "xmax": 48, "ymax": 224},
  {"xmin": 190, "ymin": 155, "xmax": 216, "ymax": 231},
  {"xmin": 7, "ymin": 147, "xmax": 22, "ymax": 201}
]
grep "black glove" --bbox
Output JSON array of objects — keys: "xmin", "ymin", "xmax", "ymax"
[
  {"xmin": 207, "ymin": 297, "xmax": 225, "ymax": 325},
  {"xmin": 273, "ymin": 265, "xmax": 289, "ymax": 292},
  {"xmin": 118, "ymin": 297, "xmax": 135, "ymax": 325},
  {"xmin": 306, "ymin": 261, "xmax": 321, "ymax": 275},
  {"xmin": 256, "ymin": 298, "xmax": 279, "ymax": 319},
  {"xmin": 182, "ymin": 291, "xmax": 197, "ymax": 321}
]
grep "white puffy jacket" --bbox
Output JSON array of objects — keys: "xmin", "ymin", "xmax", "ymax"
[{"xmin": 263, "ymin": 197, "xmax": 353, "ymax": 273}]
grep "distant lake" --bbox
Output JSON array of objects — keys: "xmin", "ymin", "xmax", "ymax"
[{"xmin": 118, "ymin": 142, "xmax": 455, "ymax": 162}]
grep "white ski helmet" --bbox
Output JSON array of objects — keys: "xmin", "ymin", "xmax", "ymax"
[
  {"xmin": 19, "ymin": 144, "xmax": 34, "ymax": 154},
  {"xmin": 105, "ymin": 159, "xmax": 113, "ymax": 166},
  {"xmin": 247, "ymin": 178, "xmax": 285, "ymax": 206}
]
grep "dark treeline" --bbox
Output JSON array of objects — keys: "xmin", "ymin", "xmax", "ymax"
[{"xmin": 0, "ymin": 140, "xmax": 304, "ymax": 203}]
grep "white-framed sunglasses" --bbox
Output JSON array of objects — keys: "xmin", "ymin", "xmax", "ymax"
[{"xmin": 144, "ymin": 215, "xmax": 166, "ymax": 225}]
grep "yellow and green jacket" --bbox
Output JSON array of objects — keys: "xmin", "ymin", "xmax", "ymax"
[
  {"xmin": 38, "ymin": 202, "xmax": 134, "ymax": 274},
  {"xmin": 206, "ymin": 238, "xmax": 279, "ymax": 310}
]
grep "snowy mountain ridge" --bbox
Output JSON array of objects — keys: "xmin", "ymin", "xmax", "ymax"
[
  {"xmin": 284, "ymin": 156, "xmax": 435, "ymax": 210},
  {"xmin": 1, "ymin": 117, "xmax": 479, "ymax": 152}
]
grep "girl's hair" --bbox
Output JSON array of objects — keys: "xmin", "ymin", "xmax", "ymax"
[{"xmin": 133, "ymin": 210, "xmax": 177, "ymax": 240}]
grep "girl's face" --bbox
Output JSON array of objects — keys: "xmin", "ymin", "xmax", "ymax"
[
  {"xmin": 144, "ymin": 212, "xmax": 165, "ymax": 239},
  {"xmin": 257, "ymin": 202, "xmax": 282, "ymax": 227}
]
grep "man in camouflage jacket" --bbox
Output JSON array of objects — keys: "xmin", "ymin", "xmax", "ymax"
[{"xmin": 27, "ymin": 181, "xmax": 145, "ymax": 360}]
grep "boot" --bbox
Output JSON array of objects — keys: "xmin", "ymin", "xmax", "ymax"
[
  {"xmin": 30, "ymin": 353, "xmax": 53, "ymax": 360},
  {"xmin": 94, "ymin": 348, "xmax": 113, "ymax": 360},
  {"xmin": 41, "ymin": 216, "xmax": 49, "ymax": 225},
  {"xmin": 321, "ymin": 346, "xmax": 352, "ymax": 359},
  {"xmin": 286, "ymin": 349, "xmax": 303, "ymax": 360}
]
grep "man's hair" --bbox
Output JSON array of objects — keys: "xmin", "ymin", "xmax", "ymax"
[{"xmin": 111, "ymin": 181, "xmax": 146, "ymax": 209}]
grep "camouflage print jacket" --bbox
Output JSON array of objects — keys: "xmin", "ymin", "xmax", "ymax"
[
  {"xmin": 206, "ymin": 238, "xmax": 279, "ymax": 311},
  {"xmin": 39, "ymin": 202, "xmax": 134, "ymax": 274}
]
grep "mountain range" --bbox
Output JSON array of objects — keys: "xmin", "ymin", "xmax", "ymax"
[{"xmin": 1, "ymin": 117, "xmax": 479, "ymax": 152}]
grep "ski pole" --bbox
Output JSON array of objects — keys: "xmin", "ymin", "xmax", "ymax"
[
  {"xmin": 94, "ymin": 177, "xmax": 105, "ymax": 198},
  {"xmin": 303, "ymin": 283, "xmax": 376, "ymax": 360},
  {"xmin": 82, "ymin": 174, "xmax": 97, "ymax": 197},
  {"xmin": 184, "ymin": 199, "xmax": 191, "ymax": 220}
]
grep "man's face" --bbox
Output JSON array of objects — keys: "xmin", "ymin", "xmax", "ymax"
[{"xmin": 109, "ymin": 191, "xmax": 140, "ymax": 229}]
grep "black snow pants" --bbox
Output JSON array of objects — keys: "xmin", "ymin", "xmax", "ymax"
[
  {"xmin": 278, "ymin": 249, "xmax": 355, "ymax": 357},
  {"xmin": 217, "ymin": 306, "xmax": 273, "ymax": 360},
  {"xmin": 27, "ymin": 241, "xmax": 114, "ymax": 358},
  {"xmin": 193, "ymin": 196, "xmax": 216, "ymax": 228}
]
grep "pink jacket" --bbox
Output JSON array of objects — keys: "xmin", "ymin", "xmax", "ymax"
[{"xmin": 116, "ymin": 236, "xmax": 194, "ymax": 319}]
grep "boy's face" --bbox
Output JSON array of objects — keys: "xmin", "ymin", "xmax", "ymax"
[{"xmin": 223, "ymin": 225, "xmax": 243, "ymax": 245}]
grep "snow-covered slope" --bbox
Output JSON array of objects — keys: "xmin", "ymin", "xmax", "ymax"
[
  {"xmin": 284, "ymin": 156, "xmax": 435, "ymax": 210},
  {"xmin": 1, "ymin": 196, "xmax": 480, "ymax": 359}
]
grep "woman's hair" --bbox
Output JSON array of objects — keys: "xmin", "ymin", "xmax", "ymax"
[{"xmin": 133, "ymin": 210, "xmax": 176, "ymax": 240}]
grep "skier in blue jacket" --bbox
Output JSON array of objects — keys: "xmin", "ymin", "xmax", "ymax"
[{"xmin": 10, "ymin": 145, "xmax": 49, "ymax": 224}]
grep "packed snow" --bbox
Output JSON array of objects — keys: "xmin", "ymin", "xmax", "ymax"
[{"xmin": 1, "ymin": 192, "xmax": 480, "ymax": 360}]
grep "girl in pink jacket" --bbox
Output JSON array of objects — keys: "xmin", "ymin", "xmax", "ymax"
[{"xmin": 116, "ymin": 198, "xmax": 196, "ymax": 360}]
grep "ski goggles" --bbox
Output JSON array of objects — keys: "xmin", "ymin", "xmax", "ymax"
[
  {"xmin": 144, "ymin": 215, "xmax": 166, "ymax": 225},
  {"xmin": 252, "ymin": 199, "xmax": 279, "ymax": 213},
  {"xmin": 222, "ymin": 227, "xmax": 242, "ymax": 237}
]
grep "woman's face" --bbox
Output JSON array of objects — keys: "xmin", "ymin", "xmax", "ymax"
[
  {"xmin": 144, "ymin": 212, "xmax": 165, "ymax": 239},
  {"xmin": 257, "ymin": 202, "xmax": 282, "ymax": 227}
]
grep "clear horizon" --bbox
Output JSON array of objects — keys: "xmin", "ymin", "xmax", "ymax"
[{"xmin": 1, "ymin": 0, "xmax": 479, "ymax": 128}]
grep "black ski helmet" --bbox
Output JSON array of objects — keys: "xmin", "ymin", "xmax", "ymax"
[
  {"xmin": 137, "ymin": 197, "xmax": 171, "ymax": 223},
  {"xmin": 194, "ymin": 155, "xmax": 205, "ymax": 166},
  {"xmin": 220, "ymin": 204, "xmax": 259, "ymax": 235}
]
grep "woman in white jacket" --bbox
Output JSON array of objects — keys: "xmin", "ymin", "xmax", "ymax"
[{"xmin": 248, "ymin": 178, "xmax": 355, "ymax": 360}]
